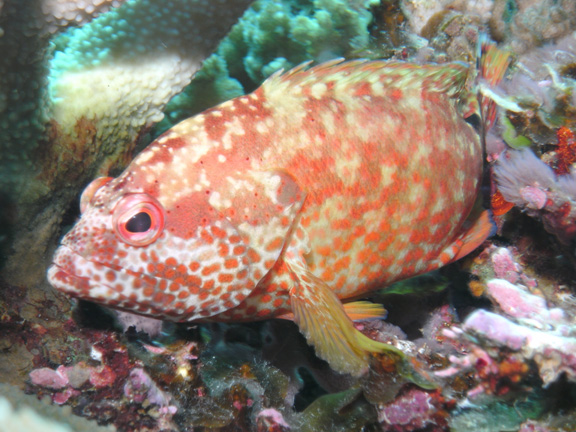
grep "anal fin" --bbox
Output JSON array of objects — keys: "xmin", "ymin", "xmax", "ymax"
[
  {"xmin": 286, "ymin": 258, "xmax": 403, "ymax": 377},
  {"xmin": 277, "ymin": 300, "xmax": 386, "ymax": 322},
  {"xmin": 437, "ymin": 209, "xmax": 495, "ymax": 265},
  {"xmin": 343, "ymin": 301, "xmax": 387, "ymax": 321}
]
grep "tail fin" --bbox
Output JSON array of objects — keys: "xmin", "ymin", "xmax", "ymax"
[{"xmin": 476, "ymin": 35, "xmax": 512, "ymax": 132}]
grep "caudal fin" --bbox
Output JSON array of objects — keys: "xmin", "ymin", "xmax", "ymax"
[{"xmin": 477, "ymin": 35, "xmax": 512, "ymax": 132}]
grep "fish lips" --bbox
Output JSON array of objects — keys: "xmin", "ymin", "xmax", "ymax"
[
  {"xmin": 47, "ymin": 245, "xmax": 118, "ymax": 303},
  {"xmin": 47, "ymin": 245, "xmax": 183, "ymax": 320}
]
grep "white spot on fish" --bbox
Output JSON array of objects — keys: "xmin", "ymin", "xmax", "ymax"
[
  {"xmin": 208, "ymin": 191, "xmax": 221, "ymax": 208},
  {"xmin": 311, "ymin": 82, "xmax": 327, "ymax": 99},
  {"xmin": 199, "ymin": 169, "xmax": 210, "ymax": 187},
  {"xmin": 256, "ymin": 121, "xmax": 268, "ymax": 134},
  {"xmin": 221, "ymin": 117, "xmax": 245, "ymax": 150},
  {"xmin": 218, "ymin": 154, "xmax": 226, "ymax": 163},
  {"xmin": 135, "ymin": 150, "xmax": 155, "ymax": 164},
  {"xmin": 371, "ymin": 81, "xmax": 384, "ymax": 96}
]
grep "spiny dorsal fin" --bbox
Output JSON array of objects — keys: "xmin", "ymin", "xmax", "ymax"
[{"xmin": 262, "ymin": 58, "xmax": 470, "ymax": 98}]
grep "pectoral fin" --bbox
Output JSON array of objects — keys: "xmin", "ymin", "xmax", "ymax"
[{"xmin": 286, "ymin": 258, "xmax": 403, "ymax": 376}]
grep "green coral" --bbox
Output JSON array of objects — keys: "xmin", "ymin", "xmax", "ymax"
[
  {"xmin": 157, "ymin": 0, "xmax": 382, "ymax": 133},
  {"xmin": 0, "ymin": 2, "xmax": 51, "ymax": 179},
  {"xmin": 450, "ymin": 396, "xmax": 546, "ymax": 432}
]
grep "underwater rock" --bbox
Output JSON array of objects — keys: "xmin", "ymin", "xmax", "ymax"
[
  {"xmin": 450, "ymin": 397, "xmax": 545, "ymax": 432},
  {"xmin": 401, "ymin": 0, "xmax": 494, "ymax": 37},
  {"xmin": 441, "ymin": 271, "xmax": 576, "ymax": 389},
  {"xmin": 496, "ymin": 0, "xmax": 576, "ymax": 53}
]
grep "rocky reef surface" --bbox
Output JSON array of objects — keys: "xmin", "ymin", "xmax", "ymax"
[{"xmin": 1, "ymin": 0, "xmax": 576, "ymax": 430}]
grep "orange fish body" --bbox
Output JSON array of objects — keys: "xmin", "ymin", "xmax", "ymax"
[{"xmin": 48, "ymin": 58, "xmax": 500, "ymax": 375}]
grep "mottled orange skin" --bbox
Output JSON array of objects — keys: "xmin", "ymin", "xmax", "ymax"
[
  {"xmin": 215, "ymin": 62, "xmax": 482, "ymax": 321},
  {"xmin": 48, "ymin": 60, "xmax": 482, "ymax": 325}
]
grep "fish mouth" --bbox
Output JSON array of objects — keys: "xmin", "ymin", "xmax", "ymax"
[
  {"xmin": 47, "ymin": 245, "xmax": 120, "ymax": 304},
  {"xmin": 48, "ymin": 263, "xmax": 93, "ymax": 296},
  {"xmin": 47, "ymin": 245, "xmax": 185, "ymax": 320}
]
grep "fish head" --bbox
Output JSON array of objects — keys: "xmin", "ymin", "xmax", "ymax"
[{"xmin": 47, "ymin": 131, "xmax": 306, "ymax": 321}]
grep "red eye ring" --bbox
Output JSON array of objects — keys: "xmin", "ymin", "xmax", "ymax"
[{"xmin": 112, "ymin": 194, "xmax": 165, "ymax": 247}]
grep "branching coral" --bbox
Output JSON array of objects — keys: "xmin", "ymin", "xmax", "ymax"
[{"xmin": 157, "ymin": 0, "xmax": 384, "ymax": 132}]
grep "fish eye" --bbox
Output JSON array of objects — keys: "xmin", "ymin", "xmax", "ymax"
[
  {"xmin": 112, "ymin": 194, "xmax": 165, "ymax": 246},
  {"xmin": 126, "ymin": 212, "xmax": 152, "ymax": 233}
]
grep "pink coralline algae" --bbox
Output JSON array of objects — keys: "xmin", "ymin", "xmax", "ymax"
[
  {"xmin": 124, "ymin": 368, "xmax": 175, "ymax": 410},
  {"xmin": 439, "ymin": 278, "xmax": 576, "ymax": 389},
  {"xmin": 485, "ymin": 279, "xmax": 566, "ymax": 323},
  {"xmin": 378, "ymin": 388, "xmax": 446, "ymax": 431},
  {"xmin": 473, "ymin": 245, "xmax": 537, "ymax": 289},
  {"xmin": 491, "ymin": 247, "xmax": 523, "ymax": 284},
  {"xmin": 30, "ymin": 362, "xmax": 118, "ymax": 403},
  {"xmin": 89, "ymin": 365, "xmax": 116, "ymax": 388},
  {"xmin": 29, "ymin": 366, "xmax": 69, "ymax": 390},
  {"xmin": 256, "ymin": 408, "xmax": 290, "ymax": 432}
]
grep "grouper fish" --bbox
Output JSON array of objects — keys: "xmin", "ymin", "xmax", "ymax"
[{"xmin": 48, "ymin": 46, "xmax": 509, "ymax": 376}]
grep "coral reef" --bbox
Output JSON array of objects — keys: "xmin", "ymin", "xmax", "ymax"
[
  {"xmin": 156, "ymin": 0, "xmax": 390, "ymax": 133},
  {"xmin": 2, "ymin": 0, "xmax": 576, "ymax": 430},
  {"xmin": 0, "ymin": 0, "xmax": 253, "ymax": 287},
  {"xmin": 494, "ymin": 146, "xmax": 576, "ymax": 244}
]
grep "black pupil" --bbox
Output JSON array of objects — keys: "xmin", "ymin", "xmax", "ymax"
[{"xmin": 125, "ymin": 212, "xmax": 152, "ymax": 233}]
